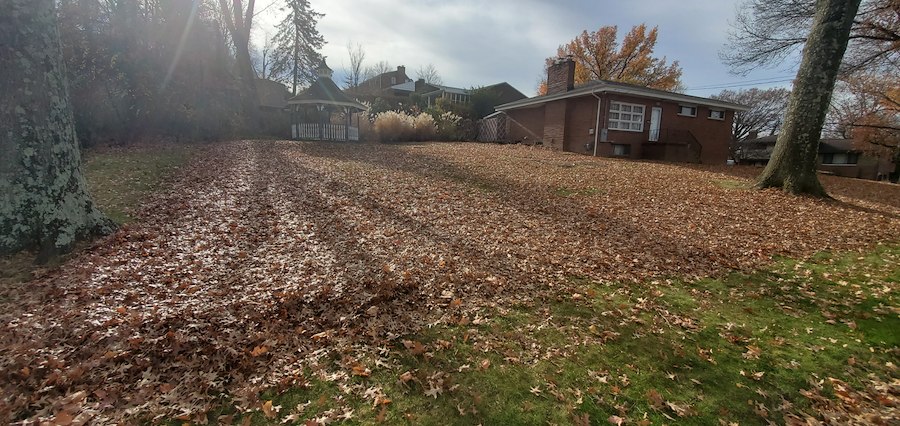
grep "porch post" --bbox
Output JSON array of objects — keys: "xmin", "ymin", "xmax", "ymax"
[
  {"xmin": 345, "ymin": 107, "xmax": 350, "ymax": 141},
  {"xmin": 317, "ymin": 104, "xmax": 324, "ymax": 140},
  {"xmin": 290, "ymin": 105, "xmax": 297, "ymax": 140}
]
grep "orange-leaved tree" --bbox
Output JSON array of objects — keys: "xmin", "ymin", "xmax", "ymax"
[
  {"xmin": 830, "ymin": 72, "xmax": 899, "ymax": 166},
  {"xmin": 538, "ymin": 24, "xmax": 683, "ymax": 95}
]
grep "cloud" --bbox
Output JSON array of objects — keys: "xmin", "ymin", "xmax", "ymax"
[{"xmin": 256, "ymin": 0, "xmax": 796, "ymax": 97}]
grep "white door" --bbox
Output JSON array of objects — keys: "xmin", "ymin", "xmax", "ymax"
[{"xmin": 649, "ymin": 107, "xmax": 662, "ymax": 142}]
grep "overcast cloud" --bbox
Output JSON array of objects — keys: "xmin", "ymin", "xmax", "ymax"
[{"xmin": 255, "ymin": 0, "xmax": 799, "ymax": 97}]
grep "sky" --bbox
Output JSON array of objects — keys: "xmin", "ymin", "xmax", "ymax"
[{"xmin": 254, "ymin": 0, "xmax": 800, "ymax": 97}]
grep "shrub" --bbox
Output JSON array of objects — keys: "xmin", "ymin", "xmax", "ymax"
[
  {"xmin": 412, "ymin": 113, "xmax": 436, "ymax": 141},
  {"xmin": 433, "ymin": 111, "xmax": 462, "ymax": 140},
  {"xmin": 372, "ymin": 111, "xmax": 436, "ymax": 142}
]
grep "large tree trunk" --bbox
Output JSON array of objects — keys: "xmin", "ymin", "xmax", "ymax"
[
  {"xmin": 0, "ymin": 0, "xmax": 114, "ymax": 259},
  {"xmin": 232, "ymin": 29, "xmax": 260, "ymax": 127},
  {"xmin": 219, "ymin": 0, "xmax": 259, "ymax": 131},
  {"xmin": 756, "ymin": 0, "xmax": 861, "ymax": 195}
]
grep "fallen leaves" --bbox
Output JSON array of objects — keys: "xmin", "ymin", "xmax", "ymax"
[
  {"xmin": 261, "ymin": 400, "xmax": 278, "ymax": 419},
  {"xmin": 251, "ymin": 345, "xmax": 269, "ymax": 357},
  {"xmin": 1, "ymin": 141, "xmax": 898, "ymax": 423}
]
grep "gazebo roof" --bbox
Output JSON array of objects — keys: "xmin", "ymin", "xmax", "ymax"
[{"xmin": 288, "ymin": 61, "xmax": 367, "ymax": 111}]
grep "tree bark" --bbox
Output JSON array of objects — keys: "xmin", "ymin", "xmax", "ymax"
[
  {"xmin": 756, "ymin": 0, "xmax": 861, "ymax": 195},
  {"xmin": 219, "ymin": 0, "xmax": 259, "ymax": 130},
  {"xmin": 1, "ymin": 0, "xmax": 114, "ymax": 259}
]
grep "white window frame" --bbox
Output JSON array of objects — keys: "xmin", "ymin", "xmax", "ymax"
[
  {"xmin": 678, "ymin": 104, "xmax": 697, "ymax": 117},
  {"xmin": 708, "ymin": 109, "xmax": 725, "ymax": 120},
  {"xmin": 608, "ymin": 101, "xmax": 645, "ymax": 133}
]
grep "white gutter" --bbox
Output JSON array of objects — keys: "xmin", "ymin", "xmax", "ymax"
[{"xmin": 591, "ymin": 89, "xmax": 602, "ymax": 157}]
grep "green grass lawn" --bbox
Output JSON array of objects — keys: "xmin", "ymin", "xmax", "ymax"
[
  {"xmin": 0, "ymin": 144, "xmax": 193, "ymax": 285},
  {"xmin": 215, "ymin": 245, "xmax": 898, "ymax": 425},
  {"xmin": 83, "ymin": 144, "xmax": 194, "ymax": 224}
]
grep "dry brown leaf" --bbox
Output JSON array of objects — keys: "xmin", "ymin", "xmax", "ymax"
[{"xmin": 262, "ymin": 400, "xmax": 277, "ymax": 419}]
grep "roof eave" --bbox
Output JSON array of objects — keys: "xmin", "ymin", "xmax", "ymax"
[
  {"xmin": 497, "ymin": 85, "xmax": 750, "ymax": 112},
  {"xmin": 287, "ymin": 99, "xmax": 367, "ymax": 110}
]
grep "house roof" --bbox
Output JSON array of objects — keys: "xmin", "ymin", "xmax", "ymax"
[
  {"xmin": 256, "ymin": 79, "xmax": 288, "ymax": 109},
  {"xmin": 496, "ymin": 79, "xmax": 750, "ymax": 112},
  {"xmin": 740, "ymin": 135, "xmax": 858, "ymax": 152},
  {"xmin": 480, "ymin": 82, "xmax": 527, "ymax": 103},
  {"xmin": 819, "ymin": 139, "xmax": 858, "ymax": 153},
  {"xmin": 288, "ymin": 76, "xmax": 367, "ymax": 110},
  {"xmin": 390, "ymin": 81, "xmax": 417, "ymax": 92},
  {"xmin": 736, "ymin": 136, "xmax": 859, "ymax": 161},
  {"xmin": 418, "ymin": 84, "xmax": 470, "ymax": 98}
]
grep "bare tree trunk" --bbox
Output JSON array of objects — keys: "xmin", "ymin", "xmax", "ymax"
[
  {"xmin": 219, "ymin": 0, "xmax": 259, "ymax": 130},
  {"xmin": 1, "ymin": 0, "xmax": 114, "ymax": 259},
  {"xmin": 756, "ymin": 0, "xmax": 861, "ymax": 195}
]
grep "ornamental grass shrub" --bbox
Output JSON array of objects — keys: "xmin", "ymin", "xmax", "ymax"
[{"xmin": 373, "ymin": 111, "xmax": 436, "ymax": 142}]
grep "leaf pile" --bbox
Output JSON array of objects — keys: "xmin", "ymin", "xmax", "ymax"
[{"xmin": 1, "ymin": 141, "xmax": 897, "ymax": 423}]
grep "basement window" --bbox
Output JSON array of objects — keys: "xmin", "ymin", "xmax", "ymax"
[
  {"xmin": 609, "ymin": 102, "xmax": 645, "ymax": 132},
  {"xmin": 678, "ymin": 105, "xmax": 697, "ymax": 117},
  {"xmin": 612, "ymin": 144, "xmax": 631, "ymax": 156}
]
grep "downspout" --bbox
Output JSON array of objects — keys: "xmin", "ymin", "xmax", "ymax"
[{"xmin": 591, "ymin": 89, "xmax": 604, "ymax": 157}]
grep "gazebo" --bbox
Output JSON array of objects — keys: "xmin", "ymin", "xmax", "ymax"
[{"xmin": 288, "ymin": 60, "xmax": 367, "ymax": 141}]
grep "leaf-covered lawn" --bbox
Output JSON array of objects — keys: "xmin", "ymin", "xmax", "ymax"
[
  {"xmin": 83, "ymin": 144, "xmax": 196, "ymax": 224},
  {"xmin": 1, "ymin": 141, "xmax": 897, "ymax": 424}
]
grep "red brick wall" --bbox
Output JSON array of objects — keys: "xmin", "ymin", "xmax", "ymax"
[
  {"xmin": 547, "ymin": 59, "xmax": 575, "ymax": 95},
  {"xmin": 542, "ymin": 100, "xmax": 567, "ymax": 150},
  {"xmin": 506, "ymin": 107, "xmax": 545, "ymax": 144},
  {"xmin": 505, "ymin": 92, "xmax": 736, "ymax": 164},
  {"xmin": 589, "ymin": 94, "xmax": 733, "ymax": 164},
  {"xmin": 563, "ymin": 96, "xmax": 599, "ymax": 154}
]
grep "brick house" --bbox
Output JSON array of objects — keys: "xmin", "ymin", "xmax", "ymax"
[
  {"xmin": 353, "ymin": 66, "xmax": 413, "ymax": 96},
  {"xmin": 495, "ymin": 57, "xmax": 748, "ymax": 164},
  {"xmin": 736, "ymin": 135, "xmax": 897, "ymax": 181}
]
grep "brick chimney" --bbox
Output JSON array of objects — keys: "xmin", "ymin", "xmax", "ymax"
[{"xmin": 547, "ymin": 56, "xmax": 575, "ymax": 95}]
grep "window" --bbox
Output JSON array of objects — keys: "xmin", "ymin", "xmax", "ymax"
[
  {"xmin": 612, "ymin": 144, "xmax": 631, "ymax": 156},
  {"xmin": 708, "ymin": 109, "xmax": 725, "ymax": 120},
  {"xmin": 609, "ymin": 102, "xmax": 645, "ymax": 132},
  {"xmin": 391, "ymin": 77, "xmax": 396, "ymax": 85},
  {"xmin": 821, "ymin": 153, "xmax": 858, "ymax": 165},
  {"xmin": 678, "ymin": 105, "xmax": 697, "ymax": 117}
]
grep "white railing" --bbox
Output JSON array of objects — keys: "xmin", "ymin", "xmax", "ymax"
[{"xmin": 292, "ymin": 123, "xmax": 360, "ymax": 141}]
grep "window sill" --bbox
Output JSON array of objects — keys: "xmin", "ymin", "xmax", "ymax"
[
  {"xmin": 820, "ymin": 163, "xmax": 858, "ymax": 166},
  {"xmin": 677, "ymin": 113, "xmax": 697, "ymax": 118},
  {"xmin": 707, "ymin": 117, "xmax": 725, "ymax": 121},
  {"xmin": 609, "ymin": 128, "xmax": 644, "ymax": 133}
]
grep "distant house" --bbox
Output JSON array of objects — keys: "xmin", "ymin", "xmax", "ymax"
[
  {"xmin": 492, "ymin": 57, "xmax": 748, "ymax": 164},
  {"xmin": 390, "ymin": 79, "xmax": 523, "ymax": 109},
  {"xmin": 735, "ymin": 135, "xmax": 896, "ymax": 180},
  {"xmin": 255, "ymin": 79, "xmax": 290, "ymax": 137},
  {"xmin": 478, "ymin": 82, "xmax": 528, "ymax": 106},
  {"xmin": 256, "ymin": 78, "xmax": 289, "ymax": 111},
  {"xmin": 354, "ymin": 65, "xmax": 525, "ymax": 111},
  {"xmin": 354, "ymin": 66, "xmax": 413, "ymax": 96}
]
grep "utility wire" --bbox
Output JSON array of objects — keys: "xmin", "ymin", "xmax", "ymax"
[
  {"xmin": 685, "ymin": 78, "xmax": 795, "ymax": 92},
  {"xmin": 253, "ymin": 0, "xmax": 280, "ymax": 17},
  {"xmin": 687, "ymin": 75, "xmax": 794, "ymax": 89}
]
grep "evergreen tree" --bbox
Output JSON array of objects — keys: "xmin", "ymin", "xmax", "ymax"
[{"xmin": 271, "ymin": 0, "xmax": 325, "ymax": 94}]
